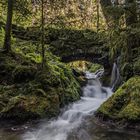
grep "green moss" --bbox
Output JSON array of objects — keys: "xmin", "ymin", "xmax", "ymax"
[
  {"xmin": 12, "ymin": 65, "xmax": 37, "ymax": 83},
  {"xmin": 0, "ymin": 95, "xmax": 50, "ymax": 119},
  {"xmin": 107, "ymin": 27, "xmax": 140, "ymax": 81},
  {"xmin": 0, "ymin": 52, "xmax": 80, "ymax": 120},
  {"xmin": 133, "ymin": 58, "xmax": 140, "ymax": 76},
  {"xmin": 119, "ymin": 102, "xmax": 140, "ymax": 120},
  {"xmin": 89, "ymin": 63, "xmax": 103, "ymax": 73},
  {"xmin": 97, "ymin": 76, "xmax": 140, "ymax": 121},
  {"xmin": 120, "ymin": 62, "xmax": 133, "ymax": 81},
  {"xmin": 48, "ymin": 28, "xmax": 104, "ymax": 59}
]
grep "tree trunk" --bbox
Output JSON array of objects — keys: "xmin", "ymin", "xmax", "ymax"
[
  {"xmin": 96, "ymin": 0, "xmax": 100, "ymax": 32},
  {"xmin": 41, "ymin": 0, "xmax": 45, "ymax": 69},
  {"xmin": 3, "ymin": 0, "xmax": 13, "ymax": 52}
]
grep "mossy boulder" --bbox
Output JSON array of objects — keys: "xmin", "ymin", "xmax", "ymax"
[
  {"xmin": 0, "ymin": 94, "xmax": 60, "ymax": 120},
  {"xmin": 0, "ymin": 52, "xmax": 35, "ymax": 84},
  {"xmin": 96, "ymin": 76, "xmax": 140, "ymax": 121},
  {"xmin": 0, "ymin": 52, "xmax": 81, "ymax": 121}
]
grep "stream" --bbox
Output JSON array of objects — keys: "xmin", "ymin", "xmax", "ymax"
[{"xmin": 0, "ymin": 71, "xmax": 140, "ymax": 140}]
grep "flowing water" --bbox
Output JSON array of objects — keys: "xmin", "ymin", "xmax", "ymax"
[
  {"xmin": 110, "ymin": 63, "xmax": 121, "ymax": 91},
  {"xmin": 22, "ymin": 72, "xmax": 112, "ymax": 140},
  {"xmin": 0, "ymin": 71, "xmax": 140, "ymax": 140}
]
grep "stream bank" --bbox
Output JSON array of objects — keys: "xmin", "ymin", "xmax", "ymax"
[
  {"xmin": 0, "ymin": 72, "xmax": 140, "ymax": 140},
  {"xmin": 95, "ymin": 26, "xmax": 140, "ymax": 130},
  {"xmin": 0, "ymin": 52, "xmax": 82, "ymax": 121},
  {"xmin": 96, "ymin": 76, "xmax": 140, "ymax": 130}
]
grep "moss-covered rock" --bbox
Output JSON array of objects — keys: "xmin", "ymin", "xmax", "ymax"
[
  {"xmin": 96, "ymin": 76, "xmax": 140, "ymax": 121},
  {"xmin": 0, "ymin": 52, "xmax": 80, "ymax": 121}
]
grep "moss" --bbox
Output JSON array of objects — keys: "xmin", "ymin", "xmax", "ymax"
[
  {"xmin": 0, "ymin": 57, "xmax": 16, "ymax": 84},
  {"xmin": 133, "ymin": 58, "xmax": 140, "ymax": 76},
  {"xmin": 0, "ymin": 52, "xmax": 80, "ymax": 121},
  {"xmin": 119, "ymin": 56, "xmax": 140, "ymax": 81},
  {"xmin": 12, "ymin": 65, "xmax": 37, "ymax": 83},
  {"xmin": 89, "ymin": 63, "xmax": 103, "ymax": 73},
  {"xmin": 0, "ymin": 85, "xmax": 62, "ymax": 119},
  {"xmin": 36, "ymin": 70, "xmax": 61, "ymax": 89},
  {"xmin": 48, "ymin": 28, "xmax": 105, "ymax": 59},
  {"xmin": 106, "ymin": 26, "xmax": 140, "ymax": 82},
  {"xmin": 120, "ymin": 62, "xmax": 133, "ymax": 81},
  {"xmin": 97, "ymin": 76, "xmax": 140, "ymax": 121},
  {"xmin": 0, "ymin": 95, "xmax": 50, "ymax": 119},
  {"xmin": 119, "ymin": 102, "xmax": 140, "ymax": 120}
]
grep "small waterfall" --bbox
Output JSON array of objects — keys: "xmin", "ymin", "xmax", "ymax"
[
  {"xmin": 23, "ymin": 72, "xmax": 112, "ymax": 140},
  {"xmin": 111, "ymin": 0, "xmax": 116, "ymax": 6},
  {"xmin": 110, "ymin": 62, "xmax": 121, "ymax": 91}
]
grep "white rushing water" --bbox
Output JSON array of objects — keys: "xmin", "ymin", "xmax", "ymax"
[
  {"xmin": 110, "ymin": 63, "xmax": 121, "ymax": 91},
  {"xmin": 23, "ymin": 71, "xmax": 112, "ymax": 140}
]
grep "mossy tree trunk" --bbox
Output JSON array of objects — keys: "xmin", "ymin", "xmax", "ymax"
[{"xmin": 3, "ymin": 0, "xmax": 13, "ymax": 53}]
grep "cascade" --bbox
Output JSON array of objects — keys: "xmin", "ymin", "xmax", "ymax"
[
  {"xmin": 23, "ymin": 72, "xmax": 112, "ymax": 140},
  {"xmin": 111, "ymin": 0, "xmax": 116, "ymax": 6},
  {"xmin": 110, "ymin": 62, "xmax": 121, "ymax": 91}
]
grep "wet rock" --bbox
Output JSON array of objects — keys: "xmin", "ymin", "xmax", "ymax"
[{"xmin": 96, "ymin": 76, "xmax": 140, "ymax": 128}]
